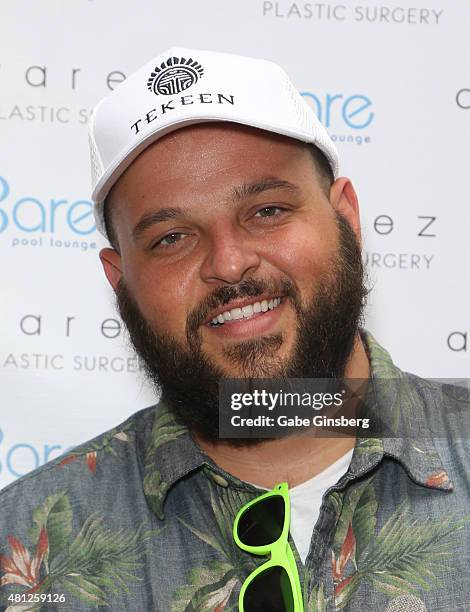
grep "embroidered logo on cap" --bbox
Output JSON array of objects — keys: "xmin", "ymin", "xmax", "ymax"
[{"xmin": 147, "ymin": 57, "xmax": 204, "ymax": 96}]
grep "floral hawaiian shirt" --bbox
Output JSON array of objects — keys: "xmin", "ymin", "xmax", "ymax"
[{"xmin": 1, "ymin": 330, "xmax": 470, "ymax": 611}]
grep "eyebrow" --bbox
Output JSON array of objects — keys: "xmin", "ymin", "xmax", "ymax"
[
  {"xmin": 132, "ymin": 208, "xmax": 182, "ymax": 242},
  {"xmin": 132, "ymin": 176, "xmax": 300, "ymax": 242},
  {"xmin": 231, "ymin": 176, "xmax": 299, "ymax": 201}
]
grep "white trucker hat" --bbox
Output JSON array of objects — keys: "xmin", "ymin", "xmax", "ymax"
[{"xmin": 89, "ymin": 47, "xmax": 339, "ymax": 237}]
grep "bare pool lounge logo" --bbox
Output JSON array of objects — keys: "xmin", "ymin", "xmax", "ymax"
[
  {"xmin": 0, "ymin": 427, "xmax": 73, "ymax": 481},
  {"xmin": 147, "ymin": 56, "xmax": 204, "ymax": 96},
  {"xmin": 301, "ymin": 90, "xmax": 374, "ymax": 146},
  {"xmin": 0, "ymin": 175, "xmax": 98, "ymax": 251}
]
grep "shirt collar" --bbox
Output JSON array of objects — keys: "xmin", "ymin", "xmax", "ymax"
[
  {"xmin": 142, "ymin": 329, "xmax": 452, "ymax": 519},
  {"xmin": 142, "ymin": 406, "xmax": 206, "ymax": 519},
  {"xmin": 352, "ymin": 330, "xmax": 452, "ymax": 492}
]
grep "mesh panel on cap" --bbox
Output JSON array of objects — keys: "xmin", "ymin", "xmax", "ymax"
[
  {"xmin": 282, "ymin": 72, "xmax": 312, "ymax": 134},
  {"xmin": 281, "ymin": 71, "xmax": 338, "ymax": 176},
  {"xmin": 88, "ymin": 131, "xmax": 104, "ymax": 193}
]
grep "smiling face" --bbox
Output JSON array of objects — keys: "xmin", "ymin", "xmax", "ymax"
[{"xmin": 100, "ymin": 123, "xmax": 367, "ymax": 440}]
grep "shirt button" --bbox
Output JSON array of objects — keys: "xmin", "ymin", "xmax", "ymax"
[{"xmin": 211, "ymin": 473, "xmax": 229, "ymax": 487}]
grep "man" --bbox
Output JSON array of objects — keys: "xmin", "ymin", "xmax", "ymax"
[{"xmin": 1, "ymin": 48, "xmax": 469, "ymax": 611}]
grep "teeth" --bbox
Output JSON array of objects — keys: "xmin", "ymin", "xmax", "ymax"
[
  {"xmin": 242, "ymin": 305, "xmax": 254, "ymax": 317},
  {"xmin": 232, "ymin": 308, "xmax": 243, "ymax": 320},
  {"xmin": 209, "ymin": 297, "xmax": 282, "ymax": 326}
]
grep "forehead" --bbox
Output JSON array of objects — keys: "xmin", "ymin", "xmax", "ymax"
[{"xmin": 108, "ymin": 122, "xmax": 316, "ymax": 223}]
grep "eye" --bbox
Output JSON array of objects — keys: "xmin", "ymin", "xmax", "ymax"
[
  {"xmin": 254, "ymin": 206, "xmax": 284, "ymax": 218},
  {"xmin": 153, "ymin": 232, "xmax": 187, "ymax": 249}
]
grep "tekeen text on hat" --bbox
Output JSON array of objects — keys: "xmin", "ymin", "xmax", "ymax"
[{"xmin": 88, "ymin": 47, "xmax": 339, "ymax": 237}]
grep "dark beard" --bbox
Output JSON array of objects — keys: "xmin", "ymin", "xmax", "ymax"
[{"xmin": 116, "ymin": 212, "xmax": 369, "ymax": 443}]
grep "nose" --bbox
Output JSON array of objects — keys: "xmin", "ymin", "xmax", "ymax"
[{"xmin": 199, "ymin": 227, "xmax": 261, "ymax": 285}]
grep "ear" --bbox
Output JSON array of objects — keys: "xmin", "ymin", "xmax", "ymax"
[
  {"xmin": 329, "ymin": 177, "xmax": 362, "ymax": 247},
  {"xmin": 99, "ymin": 248, "xmax": 122, "ymax": 291}
]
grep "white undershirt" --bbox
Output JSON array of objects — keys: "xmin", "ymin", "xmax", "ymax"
[{"xmin": 246, "ymin": 449, "xmax": 354, "ymax": 564}]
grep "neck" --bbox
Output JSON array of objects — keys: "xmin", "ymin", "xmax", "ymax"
[{"xmin": 193, "ymin": 333, "xmax": 371, "ymax": 489}]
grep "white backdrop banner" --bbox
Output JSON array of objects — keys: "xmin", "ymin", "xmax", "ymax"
[{"xmin": 1, "ymin": 0, "xmax": 468, "ymax": 489}]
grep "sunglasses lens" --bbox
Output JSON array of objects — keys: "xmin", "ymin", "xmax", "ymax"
[
  {"xmin": 238, "ymin": 495, "xmax": 285, "ymax": 546},
  {"xmin": 244, "ymin": 565, "xmax": 295, "ymax": 611}
]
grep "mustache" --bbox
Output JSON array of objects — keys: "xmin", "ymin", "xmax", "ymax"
[{"xmin": 186, "ymin": 276, "xmax": 299, "ymax": 336}]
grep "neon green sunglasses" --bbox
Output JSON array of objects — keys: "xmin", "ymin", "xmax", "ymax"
[{"xmin": 233, "ymin": 482, "xmax": 304, "ymax": 611}]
